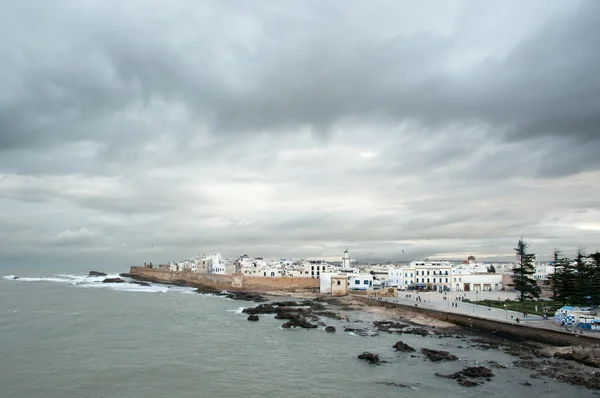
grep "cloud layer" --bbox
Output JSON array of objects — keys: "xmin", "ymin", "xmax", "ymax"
[{"xmin": 1, "ymin": 0, "xmax": 599, "ymax": 266}]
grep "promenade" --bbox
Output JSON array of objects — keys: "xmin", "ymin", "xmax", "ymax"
[{"xmin": 376, "ymin": 290, "xmax": 600, "ymax": 339}]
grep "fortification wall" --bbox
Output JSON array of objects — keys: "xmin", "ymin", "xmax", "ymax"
[
  {"xmin": 129, "ymin": 267, "xmax": 319, "ymax": 291},
  {"xmin": 354, "ymin": 296, "xmax": 600, "ymax": 347}
]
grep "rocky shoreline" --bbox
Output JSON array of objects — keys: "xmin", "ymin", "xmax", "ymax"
[
  {"xmin": 103, "ymin": 270, "xmax": 600, "ymax": 390},
  {"xmin": 234, "ymin": 290, "xmax": 600, "ymax": 390}
]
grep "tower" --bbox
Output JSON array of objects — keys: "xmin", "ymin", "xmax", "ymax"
[{"xmin": 342, "ymin": 249, "xmax": 351, "ymax": 269}]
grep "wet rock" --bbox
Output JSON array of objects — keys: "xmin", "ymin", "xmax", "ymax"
[
  {"xmin": 377, "ymin": 381, "xmax": 412, "ymax": 388},
  {"xmin": 487, "ymin": 361, "xmax": 507, "ymax": 369},
  {"xmin": 358, "ymin": 352, "xmax": 380, "ymax": 364},
  {"xmin": 195, "ymin": 285, "xmax": 221, "ymax": 294},
  {"xmin": 129, "ymin": 281, "xmax": 150, "ymax": 287},
  {"xmin": 470, "ymin": 338, "xmax": 501, "ymax": 350},
  {"xmin": 242, "ymin": 304, "xmax": 277, "ymax": 315},
  {"xmin": 325, "ymin": 326, "xmax": 336, "ymax": 333},
  {"xmin": 421, "ymin": 348, "xmax": 458, "ymax": 362},
  {"xmin": 281, "ymin": 315, "xmax": 318, "ymax": 329},
  {"xmin": 435, "ymin": 366, "xmax": 494, "ymax": 387},
  {"xmin": 118, "ymin": 273, "xmax": 132, "ymax": 278},
  {"xmin": 226, "ymin": 292, "xmax": 268, "ymax": 302},
  {"xmin": 309, "ymin": 302, "xmax": 327, "ymax": 311},
  {"xmin": 393, "ymin": 341, "xmax": 416, "ymax": 353},
  {"xmin": 403, "ymin": 327, "xmax": 430, "ymax": 337},
  {"xmin": 522, "ymin": 381, "xmax": 532, "ymax": 386},
  {"xmin": 102, "ymin": 277, "xmax": 125, "ymax": 283},
  {"xmin": 344, "ymin": 327, "xmax": 379, "ymax": 337},
  {"xmin": 89, "ymin": 271, "xmax": 107, "ymax": 277},
  {"xmin": 554, "ymin": 349, "xmax": 600, "ymax": 368},
  {"xmin": 273, "ymin": 300, "xmax": 300, "ymax": 307},
  {"xmin": 247, "ymin": 315, "xmax": 259, "ymax": 321},
  {"xmin": 373, "ymin": 320, "xmax": 409, "ymax": 333},
  {"xmin": 314, "ymin": 311, "xmax": 344, "ymax": 320}
]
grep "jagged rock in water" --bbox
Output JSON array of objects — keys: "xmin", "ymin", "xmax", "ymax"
[
  {"xmin": 226, "ymin": 292, "xmax": 267, "ymax": 302},
  {"xmin": 393, "ymin": 341, "xmax": 416, "ymax": 352},
  {"xmin": 247, "ymin": 315, "xmax": 259, "ymax": 321},
  {"xmin": 344, "ymin": 327, "xmax": 379, "ymax": 337},
  {"xmin": 242, "ymin": 304, "xmax": 278, "ymax": 315},
  {"xmin": 374, "ymin": 320, "xmax": 409, "ymax": 333},
  {"xmin": 403, "ymin": 327, "xmax": 430, "ymax": 337},
  {"xmin": 435, "ymin": 366, "xmax": 494, "ymax": 388},
  {"xmin": 118, "ymin": 273, "xmax": 132, "ymax": 278},
  {"xmin": 89, "ymin": 271, "xmax": 107, "ymax": 277},
  {"xmin": 102, "ymin": 277, "xmax": 125, "ymax": 283},
  {"xmin": 325, "ymin": 326, "xmax": 336, "ymax": 333},
  {"xmin": 273, "ymin": 301, "xmax": 300, "ymax": 307},
  {"xmin": 129, "ymin": 281, "xmax": 150, "ymax": 287},
  {"xmin": 281, "ymin": 315, "xmax": 318, "ymax": 329},
  {"xmin": 314, "ymin": 311, "xmax": 343, "ymax": 320},
  {"xmin": 358, "ymin": 352, "xmax": 380, "ymax": 364},
  {"xmin": 421, "ymin": 348, "xmax": 458, "ymax": 362}
]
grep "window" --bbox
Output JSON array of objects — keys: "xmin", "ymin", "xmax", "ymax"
[
  {"xmin": 270, "ymin": 272, "xmax": 275, "ymax": 277},
  {"xmin": 364, "ymin": 280, "xmax": 369, "ymax": 285},
  {"xmin": 427, "ymin": 271, "xmax": 430, "ymax": 275},
  {"xmin": 337, "ymin": 281, "xmax": 341, "ymax": 285},
  {"xmin": 445, "ymin": 271, "xmax": 449, "ymax": 275},
  {"xmin": 433, "ymin": 278, "xmax": 436, "ymax": 283},
  {"xmin": 427, "ymin": 278, "xmax": 430, "ymax": 283},
  {"xmin": 355, "ymin": 280, "xmax": 360, "ymax": 285},
  {"xmin": 445, "ymin": 278, "xmax": 448, "ymax": 283}
]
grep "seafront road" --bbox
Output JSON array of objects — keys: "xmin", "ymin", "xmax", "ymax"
[{"xmin": 374, "ymin": 290, "xmax": 600, "ymax": 339}]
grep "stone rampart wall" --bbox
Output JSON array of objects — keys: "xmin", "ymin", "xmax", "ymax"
[{"xmin": 129, "ymin": 267, "xmax": 319, "ymax": 291}]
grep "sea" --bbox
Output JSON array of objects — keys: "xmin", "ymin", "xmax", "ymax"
[{"xmin": 0, "ymin": 264, "xmax": 593, "ymax": 398}]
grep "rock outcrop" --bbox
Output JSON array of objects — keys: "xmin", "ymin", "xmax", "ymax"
[
  {"xmin": 247, "ymin": 315, "xmax": 259, "ymax": 321},
  {"xmin": 119, "ymin": 273, "xmax": 132, "ymax": 278},
  {"xmin": 129, "ymin": 281, "xmax": 151, "ymax": 287},
  {"xmin": 102, "ymin": 277, "xmax": 125, "ymax": 283},
  {"xmin": 393, "ymin": 341, "xmax": 416, "ymax": 352},
  {"xmin": 374, "ymin": 320, "xmax": 408, "ymax": 333},
  {"xmin": 358, "ymin": 352, "xmax": 380, "ymax": 364},
  {"xmin": 281, "ymin": 315, "xmax": 318, "ymax": 329},
  {"xmin": 325, "ymin": 326, "xmax": 336, "ymax": 333},
  {"xmin": 89, "ymin": 271, "xmax": 107, "ymax": 277},
  {"xmin": 421, "ymin": 348, "xmax": 458, "ymax": 362},
  {"xmin": 435, "ymin": 366, "xmax": 494, "ymax": 387}
]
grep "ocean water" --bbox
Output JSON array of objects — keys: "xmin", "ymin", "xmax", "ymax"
[{"xmin": 0, "ymin": 265, "xmax": 593, "ymax": 398}]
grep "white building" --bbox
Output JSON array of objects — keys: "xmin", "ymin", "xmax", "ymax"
[
  {"xmin": 342, "ymin": 250, "xmax": 351, "ymax": 269},
  {"xmin": 349, "ymin": 274, "xmax": 373, "ymax": 290}
]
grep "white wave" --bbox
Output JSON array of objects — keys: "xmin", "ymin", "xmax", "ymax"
[
  {"xmin": 3, "ymin": 275, "xmax": 72, "ymax": 283},
  {"xmin": 226, "ymin": 307, "xmax": 246, "ymax": 314},
  {"xmin": 3, "ymin": 275, "xmax": 17, "ymax": 280}
]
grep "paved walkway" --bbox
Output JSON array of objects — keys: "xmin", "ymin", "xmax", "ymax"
[{"xmin": 375, "ymin": 293, "xmax": 600, "ymax": 339}]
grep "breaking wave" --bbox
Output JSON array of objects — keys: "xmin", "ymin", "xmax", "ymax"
[{"xmin": 2, "ymin": 273, "xmax": 195, "ymax": 294}]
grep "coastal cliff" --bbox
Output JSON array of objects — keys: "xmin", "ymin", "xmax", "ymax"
[{"xmin": 129, "ymin": 267, "xmax": 320, "ymax": 292}]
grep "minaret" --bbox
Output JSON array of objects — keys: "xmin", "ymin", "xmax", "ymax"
[{"xmin": 342, "ymin": 249, "xmax": 350, "ymax": 269}]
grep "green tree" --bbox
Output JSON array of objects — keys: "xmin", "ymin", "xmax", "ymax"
[
  {"xmin": 554, "ymin": 257, "xmax": 576, "ymax": 305},
  {"xmin": 510, "ymin": 238, "xmax": 541, "ymax": 301},
  {"xmin": 487, "ymin": 265, "xmax": 496, "ymax": 273},
  {"xmin": 551, "ymin": 248, "xmax": 561, "ymax": 300},
  {"xmin": 588, "ymin": 252, "xmax": 600, "ymax": 305},
  {"xmin": 572, "ymin": 248, "xmax": 591, "ymax": 304}
]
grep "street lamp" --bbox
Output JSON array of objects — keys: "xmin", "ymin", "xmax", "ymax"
[{"xmin": 504, "ymin": 304, "xmax": 508, "ymax": 319}]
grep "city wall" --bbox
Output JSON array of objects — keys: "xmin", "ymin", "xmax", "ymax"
[
  {"xmin": 129, "ymin": 267, "xmax": 320, "ymax": 292},
  {"xmin": 353, "ymin": 295, "xmax": 600, "ymax": 347}
]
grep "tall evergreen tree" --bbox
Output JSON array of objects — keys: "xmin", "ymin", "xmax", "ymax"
[
  {"xmin": 588, "ymin": 252, "xmax": 600, "ymax": 305},
  {"xmin": 572, "ymin": 248, "xmax": 591, "ymax": 304},
  {"xmin": 551, "ymin": 248, "xmax": 561, "ymax": 300},
  {"xmin": 510, "ymin": 238, "xmax": 541, "ymax": 301},
  {"xmin": 554, "ymin": 257, "xmax": 576, "ymax": 305}
]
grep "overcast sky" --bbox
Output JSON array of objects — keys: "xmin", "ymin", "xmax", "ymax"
[{"xmin": 1, "ymin": 0, "xmax": 599, "ymax": 267}]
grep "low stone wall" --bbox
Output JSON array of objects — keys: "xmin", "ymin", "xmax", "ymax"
[
  {"xmin": 354, "ymin": 295, "xmax": 600, "ymax": 347},
  {"xmin": 129, "ymin": 267, "xmax": 319, "ymax": 291}
]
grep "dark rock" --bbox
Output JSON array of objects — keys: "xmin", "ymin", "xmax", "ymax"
[
  {"xmin": 102, "ymin": 277, "xmax": 125, "ymax": 283},
  {"xmin": 460, "ymin": 367, "xmax": 494, "ymax": 378},
  {"xmin": 522, "ymin": 381, "xmax": 532, "ymax": 386},
  {"xmin": 377, "ymin": 382, "xmax": 412, "ymax": 388},
  {"xmin": 281, "ymin": 315, "xmax": 318, "ymax": 329},
  {"xmin": 554, "ymin": 350, "xmax": 600, "ymax": 368},
  {"xmin": 119, "ymin": 273, "xmax": 132, "ymax": 278},
  {"xmin": 314, "ymin": 311, "xmax": 344, "ymax": 320},
  {"xmin": 393, "ymin": 341, "xmax": 416, "ymax": 352},
  {"xmin": 273, "ymin": 300, "xmax": 300, "ymax": 307},
  {"xmin": 457, "ymin": 379, "xmax": 479, "ymax": 387},
  {"xmin": 89, "ymin": 271, "xmax": 107, "ymax": 277},
  {"xmin": 325, "ymin": 326, "xmax": 336, "ymax": 333},
  {"xmin": 403, "ymin": 327, "xmax": 430, "ymax": 337},
  {"xmin": 226, "ymin": 292, "xmax": 267, "ymax": 302},
  {"xmin": 374, "ymin": 320, "xmax": 409, "ymax": 333},
  {"xmin": 247, "ymin": 315, "xmax": 259, "ymax": 321},
  {"xmin": 309, "ymin": 302, "xmax": 327, "ymax": 311},
  {"xmin": 344, "ymin": 327, "xmax": 379, "ymax": 337},
  {"xmin": 421, "ymin": 348, "xmax": 458, "ymax": 362},
  {"xmin": 487, "ymin": 361, "xmax": 507, "ymax": 369},
  {"xmin": 195, "ymin": 285, "xmax": 221, "ymax": 294},
  {"xmin": 358, "ymin": 352, "xmax": 380, "ymax": 364},
  {"xmin": 129, "ymin": 281, "xmax": 151, "ymax": 287},
  {"xmin": 242, "ymin": 304, "xmax": 277, "ymax": 315},
  {"xmin": 317, "ymin": 322, "xmax": 327, "ymax": 327}
]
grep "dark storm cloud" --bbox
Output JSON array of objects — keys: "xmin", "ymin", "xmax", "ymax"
[{"xmin": 0, "ymin": 0, "xmax": 599, "ymax": 265}]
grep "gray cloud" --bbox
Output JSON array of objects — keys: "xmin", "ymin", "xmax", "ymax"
[{"xmin": 1, "ymin": 0, "xmax": 599, "ymax": 267}]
